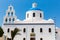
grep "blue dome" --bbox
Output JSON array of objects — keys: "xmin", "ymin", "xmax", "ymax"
[
  {"xmin": 29, "ymin": 7, "xmax": 42, "ymax": 11},
  {"xmin": 28, "ymin": 3, "xmax": 42, "ymax": 11}
]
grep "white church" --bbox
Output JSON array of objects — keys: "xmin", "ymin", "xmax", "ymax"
[{"xmin": 2, "ymin": 2, "xmax": 60, "ymax": 40}]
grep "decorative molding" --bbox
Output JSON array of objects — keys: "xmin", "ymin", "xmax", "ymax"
[{"xmin": 4, "ymin": 23, "xmax": 54, "ymax": 25}]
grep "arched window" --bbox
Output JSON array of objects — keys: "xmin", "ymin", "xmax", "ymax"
[
  {"xmin": 40, "ymin": 28, "xmax": 42, "ymax": 32},
  {"xmin": 8, "ymin": 12, "xmax": 10, "ymax": 16},
  {"xmin": 7, "ymin": 28, "xmax": 10, "ymax": 33},
  {"xmin": 10, "ymin": 7, "xmax": 12, "ymax": 10},
  {"xmin": 23, "ymin": 38, "xmax": 25, "ymax": 40},
  {"xmin": 33, "ymin": 13, "xmax": 35, "ymax": 17},
  {"xmin": 5, "ymin": 18, "xmax": 7, "ymax": 22},
  {"xmin": 9, "ymin": 18, "xmax": 11, "ymax": 22},
  {"xmin": 11, "ymin": 12, "xmax": 13, "ymax": 16},
  {"xmin": 27, "ymin": 14, "xmax": 29, "ymax": 18},
  {"xmin": 23, "ymin": 28, "xmax": 26, "ymax": 33},
  {"xmin": 12, "ymin": 18, "xmax": 15, "ymax": 21},
  {"xmin": 49, "ymin": 28, "xmax": 51, "ymax": 32},
  {"xmin": 40, "ymin": 13, "xmax": 42, "ymax": 18},
  {"xmin": 40, "ymin": 38, "xmax": 43, "ymax": 40},
  {"xmin": 32, "ymin": 28, "xmax": 34, "ymax": 32}
]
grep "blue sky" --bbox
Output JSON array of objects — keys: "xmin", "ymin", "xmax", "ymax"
[{"xmin": 0, "ymin": 0, "xmax": 60, "ymax": 27}]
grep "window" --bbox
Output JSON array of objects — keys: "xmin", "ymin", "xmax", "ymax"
[
  {"xmin": 11, "ymin": 12, "xmax": 13, "ymax": 16},
  {"xmin": 10, "ymin": 7, "xmax": 12, "ymax": 10},
  {"xmin": 40, "ymin": 13, "xmax": 42, "ymax": 18},
  {"xmin": 23, "ymin": 28, "xmax": 26, "ymax": 33},
  {"xmin": 9, "ymin": 18, "xmax": 11, "ymax": 22},
  {"xmin": 5, "ymin": 18, "xmax": 7, "ymax": 22},
  {"xmin": 23, "ymin": 38, "xmax": 25, "ymax": 40},
  {"xmin": 49, "ymin": 28, "xmax": 51, "ymax": 32},
  {"xmin": 33, "ymin": 13, "xmax": 35, "ymax": 17},
  {"xmin": 12, "ymin": 18, "xmax": 15, "ymax": 21},
  {"xmin": 40, "ymin": 38, "xmax": 43, "ymax": 40},
  {"xmin": 55, "ymin": 31, "xmax": 58, "ymax": 34},
  {"xmin": 40, "ymin": 28, "xmax": 42, "ymax": 32},
  {"xmin": 8, "ymin": 12, "xmax": 10, "ymax": 16},
  {"xmin": 7, "ymin": 28, "xmax": 10, "ymax": 33},
  {"xmin": 32, "ymin": 28, "xmax": 34, "ymax": 32},
  {"xmin": 27, "ymin": 14, "xmax": 29, "ymax": 18}
]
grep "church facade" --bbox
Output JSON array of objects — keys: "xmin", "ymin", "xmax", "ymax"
[{"xmin": 2, "ymin": 3, "xmax": 56, "ymax": 40}]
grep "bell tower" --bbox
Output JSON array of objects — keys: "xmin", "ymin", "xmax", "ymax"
[{"xmin": 3, "ymin": 5, "xmax": 17, "ymax": 23}]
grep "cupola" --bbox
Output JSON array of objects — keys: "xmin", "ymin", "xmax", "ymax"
[{"xmin": 26, "ymin": 2, "xmax": 44, "ymax": 21}]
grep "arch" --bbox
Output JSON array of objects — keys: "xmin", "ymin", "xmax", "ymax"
[
  {"xmin": 11, "ymin": 12, "xmax": 13, "ymax": 16},
  {"xmin": 49, "ymin": 28, "xmax": 51, "ymax": 32},
  {"xmin": 23, "ymin": 38, "xmax": 25, "ymax": 40},
  {"xmin": 7, "ymin": 28, "xmax": 10, "ymax": 33},
  {"xmin": 40, "ymin": 38, "xmax": 43, "ymax": 40},
  {"xmin": 8, "ymin": 12, "xmax": 10, "ymax": 16},
  {"xmin": 9, "ymin": 18, "xmax": 11, "ymax": 22},
  {"xmin": 27, "ymin": 14, "xmax": 29, "ymax": 18},
  {"xmin": 32, "ymin": 28, "xmax": 34, "ymax": 32},
  {"xmin": 40, "ymin": 28, "xmax": 42, "ymax": 32},
  {"xmin": 33, "ymin": 13, "xmax": 35, "ymax": 17},
  {"xmin": 10, "ymin": 7, "xmax": 12, "ymax": 10},
  {"xmin": 12, "ymin": 18, "xmax": 15, "ymax": 21},
  {"xmin": 5, "ymin": 18, "xmax": 8, "ymax": 22},
  {"xmin": 40, "ymin": 13, "xmax": 42, "ymax": 18},
  {"xmin": 23, "ymin": 28, "xmax": 26, "ymax": 33}
]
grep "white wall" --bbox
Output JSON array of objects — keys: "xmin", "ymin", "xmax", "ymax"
[{"xmin": 2, "ymin": 24, "xmax": 55, "ymax": 40}]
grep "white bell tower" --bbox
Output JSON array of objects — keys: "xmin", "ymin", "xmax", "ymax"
[
  {"xmin": 3, "ymin": 5, "xmax": 17, "ymax": 23},
  {"xmin": 26, "ymin": 2, "xmax": 44, "ymax": 21}
]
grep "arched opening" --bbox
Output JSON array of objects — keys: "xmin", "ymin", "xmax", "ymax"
[
  {"xmin": 49, "ymin": 28, "xmax": 51, "ymax": 32},
  {"xmin": 10, "ymin": 7, "xmax": 12, "ymax": 10},
  {"xmin": 12, "ymin": 18, "xmax": 15, "ymax": 22},
  {"xmin": 23, "ymin": 38, "xmax": 25, "ymax": 40},
  {"xmin": 23, "ymin": 28, "xmax": 26, "ymax": 33},
  {"xmin": 32, "ymin": 28, "xmax": 34, "ymax": 32},
  {"xmin": 27, "ymin": 14, "xmax": 29, "ymax": 18},
  {"xmin": 9, "ymin": 18, "xmax": 11, "ymax": 22},
  {"xmin": 5, "ymin": 18, "xmax": 8, "ymax": 22},
  {"xmin": 33, "ymin": 13, "xmax": 35, "ymax": 17},
  {"xmin": 11, "ymin": 12, "xmax": 13, "ymax": 16},
  {"xmin": 40, "ymin": 38, "xmax": 43, "ymax": 40},
  {"xmin": 7, "ymin": 28, "xmax": 10, "ymax": 33},
  {"xmin": 40, "ymin": 13, "xmax": 42, "ymax": 18},
  {"xmin": 8, "ymin": 12, "xmax": 10, "ymax": 16},
  {"xmin": 40, "ymin": 28, "xmax": 42, "ymax": 32}
]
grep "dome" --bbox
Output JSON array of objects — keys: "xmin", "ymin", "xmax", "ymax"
[
  {"xmin": 29, "ymin": 2, "xmax": 42, "ymax": 11},
  {"xmin": 29, "ymin": 7, "xmax": 42, "ymax": 10}
]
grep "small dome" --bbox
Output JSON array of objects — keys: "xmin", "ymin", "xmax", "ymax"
[
  {"xmin": 48, "ymin": 19, "xmax": 54, "ymax": 21},
  {"xmin": 48, "ymin": 19, "xmax": 54, "ymax": 23},
  {"xmin": 32, "ymin": 2, "xmax": 37, "ymax": 8},
  {"xmin": 29, "ymin": 2, "xmax": 42, "ymax": 11}
]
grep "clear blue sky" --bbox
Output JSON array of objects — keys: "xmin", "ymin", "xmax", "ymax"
[{"xmin": 0, "ymin": 0, "xmax": 60, "ymax": 27}]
